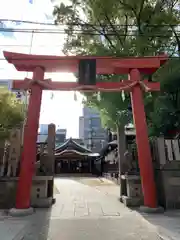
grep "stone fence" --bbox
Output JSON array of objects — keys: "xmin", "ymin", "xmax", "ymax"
[
  {"xmin": 102, "ymin": 137, "xmax": 180, "ymax": 209},
  {"xmin": 0, "ymin": 124, "xmax": 56, "ymax": 209}
]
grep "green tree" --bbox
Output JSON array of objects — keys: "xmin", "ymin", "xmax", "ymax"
[
  {"xmin": 53, "ymin": 1, "xmax": 180, "ymax": 147},
  {"xmin": 53, "ymin": 0, "xmax": 179, "ymax": 56},
  {"xmin": 0, "ymin": 88, "xmax": 25, "ymax": 140},
  {"xmin": 53, "ymin": 0, "xmax": 180, "ymax": 195},
  {"xmin": 146, "ymin": 58, "xmax": 180, "ymax": 137},
  {"xmin": 53, "ymin": 0, "xmax": 180, "ymax": 131}
]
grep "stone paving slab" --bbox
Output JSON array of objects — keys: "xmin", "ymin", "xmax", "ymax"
[
  {"xmin": 0, "ymin": 219, "xmax": 28, "ymax": 240},
  {"xmin": 78, "ymin": 177, "xmax": 180, "ymax": 240},
  {"xmin": 76, "ymin": 177, "xmax": 121, "ymax": 197},
  {"xmin": 140, "ymin": 212, "xmax": 180, "ymax": 240},
  {"xmin": 15, "ymin": 217, "xmax": 163, "ymax": 240},
  {"xmin": 0, "ymin": 177, "xmax": 178, "ymax": 240}
]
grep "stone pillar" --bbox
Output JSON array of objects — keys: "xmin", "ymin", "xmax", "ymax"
[
  {"xmin": 47, "ymin": 124, "xmax": 55, "ymax": 201},
  {"xmin": 47, "ymin": 123, "xmax": 56, "ymax": 175},
  {"xmin": 116, "ymin": 124, "xmax": 126, "ymax": 199},
  {"xmin": 121, "ymin": 175, "xmax": 143, "ymax": 207},
  {"xmin": 7, "ymin": 128, "xmax": 21, "ymax": 177}
]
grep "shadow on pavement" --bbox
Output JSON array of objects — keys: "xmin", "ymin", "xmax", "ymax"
[
  {"xmin": 14, "ymin": 208, "xmax": 52, "ymax": 240},
  {"xmin": 135, "ymin": 209, "xmax": 180, "ymax": 240}
]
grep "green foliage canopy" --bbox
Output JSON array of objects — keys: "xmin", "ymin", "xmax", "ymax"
[
  {"xmin": 53, "ymin": 0, "xmax": 180, "ymax": 135},
  {"xmin": 0, "ymin": 88, "xmax": 25, "ymax": 140}
]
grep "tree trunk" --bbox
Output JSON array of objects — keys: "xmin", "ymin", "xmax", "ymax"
[{"xmin": 116, "ymin": 124, "xmax": 127, "ymax": 200}]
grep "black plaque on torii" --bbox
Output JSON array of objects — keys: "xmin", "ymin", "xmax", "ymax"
[{"xmin": 78, "ymin": 59, "xmax": 96, "ymax": 85}]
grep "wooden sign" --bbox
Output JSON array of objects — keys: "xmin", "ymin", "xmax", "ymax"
[{"xmin": 78, "ymin": 59, "xmax": 96, "ymax": 85}]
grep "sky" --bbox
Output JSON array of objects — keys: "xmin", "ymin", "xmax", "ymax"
[{"xmin": 0, "ymin": 0, "xmax": 83, "ymax": 138}]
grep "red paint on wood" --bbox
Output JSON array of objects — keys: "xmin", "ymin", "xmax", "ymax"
[
  {"xmin": 3, "ymin": 51, "xmax": 168, "ymax": 74},
  {"xmin": 130, "ymin": 69, "xmax": 157, "ymax": 208},
  {"xmin": 15, "ymin": 67, "xmax": 44, "ymax": 209}
]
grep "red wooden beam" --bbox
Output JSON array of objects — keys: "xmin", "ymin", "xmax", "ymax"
[
  {"xmin": 3, "ymin": 51, "xmax": 168, "ymax": 74},
  {"xmin": 113, "ymin": 58, "xmax": 162, "ymax": 69}
]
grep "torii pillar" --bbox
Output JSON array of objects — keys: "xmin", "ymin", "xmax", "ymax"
[
  {"xmin": 130, "ymin": 69, "xmax": 157, "ymax": 209},
  {"xmin": 3, "ymin": 51, "xmax": 168, "ymax": 215},
  {"xmin": 11, "ymin": 67, "xmax": 45, "ymax": 215}
]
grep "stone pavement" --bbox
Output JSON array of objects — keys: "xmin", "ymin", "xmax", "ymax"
[
  {"xmin": 78, "ymin": 177, "xmax": 121, "ymax": 197},
  {"xmin": 140, "ymin": 210, "xmax": 180, "ymax": 240},
  {"xmin": 0, "ymin": 177, "xmax": 178, "ymax": 240},
  {"xmin": 79, "ymin": 177, "xmax": 180, "ymax": 240}
]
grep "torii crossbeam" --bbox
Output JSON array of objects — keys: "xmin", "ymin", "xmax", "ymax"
[{"xmin": 4, "ymin": 51, "xmax": 168, "ymax": 211}]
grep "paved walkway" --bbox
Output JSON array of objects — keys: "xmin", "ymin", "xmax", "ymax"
[
  {"xmin": 0, "ymin": 177, "xmax": 178, "ymax": 240},
  {"xmin": 76, "ymin": 177, "xmax": 121, "ymax": 197}
]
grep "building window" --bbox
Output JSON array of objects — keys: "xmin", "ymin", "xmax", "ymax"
[
  {"xmin": 88, "ymin": 118, "xmax": 101, "ymax": 127},
  {"xmin": 91, "ymin": 118, "xmax": 100, "ymax": 127}
]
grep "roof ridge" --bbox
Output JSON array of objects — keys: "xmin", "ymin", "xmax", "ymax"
[
  {"xmin": 55, "ymin": 138, "xmax": 92, "ymax": 153},
  {"xmin": 69, "ymin": 139, "xmax": 92, "ymax": 153},
  {"xmin": 55, "ymin": 138, "xmax": 70, "ymax": 151}
]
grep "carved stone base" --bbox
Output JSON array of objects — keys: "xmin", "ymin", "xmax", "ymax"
[
  {"xmin": 139, "ymin": 205, "xmax": 164, "ymax": 213},
  {"xmin": 119, "ymin": 196, "xmax": 123, "ymax": 203},
  {"xmin": 9, "ymin": 207, "xmax": 34, "ymax": 216},
  {"xmin": 52, "ymin": 198, "xmax": 56, "ymax": 204},
  {"xmin": 31, "ymin": 197, "xmax": 54, "ymax": 208},
  {"xmin": 122, "ymin": 195, "xmax": 143, "ymax": 207}
]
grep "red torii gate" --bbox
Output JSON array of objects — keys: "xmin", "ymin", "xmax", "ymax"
[{"xmin": 4, "ymin": 51, "xmax": 168, "ymax": 211}]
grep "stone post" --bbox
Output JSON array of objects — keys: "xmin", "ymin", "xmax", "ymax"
[
  {"xmin": 47, "ymin": 123, "xmax": 56, "ymax": 175},
  {"xmin": 156, "ymin": 137, "xmax": 166, "ymax": 167},
  {"xmin": 47, "ymin": 124, "xmax": 56, "ymax": 203},
  {"xmin": 7, "ymin": 128, "xmax": 21, "ymax": 177}
]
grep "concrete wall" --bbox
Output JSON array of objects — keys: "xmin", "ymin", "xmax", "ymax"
[{"xmin": 102, "ymin": 137, "xmax": 180, "ymax": 209}]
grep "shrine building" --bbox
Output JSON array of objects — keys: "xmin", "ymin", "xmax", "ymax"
[{"xmin": 54, "ymin": 138, "xmax": 100, "ymax": 175}]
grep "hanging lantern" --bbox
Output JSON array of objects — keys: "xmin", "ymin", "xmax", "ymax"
[{"xmin": 78, "ymin": 59, "xmax": 96, "ymax": 85}]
